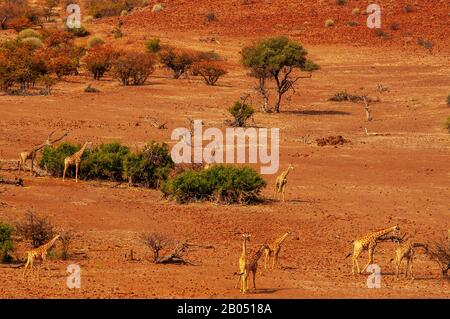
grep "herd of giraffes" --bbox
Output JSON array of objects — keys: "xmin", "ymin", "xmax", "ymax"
[{"xmin": 14, "ymin": 139, "xmax": 448, "ymax": 292}]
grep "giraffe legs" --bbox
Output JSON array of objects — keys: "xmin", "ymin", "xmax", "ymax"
[
  {"xmin": 351, "ymin": 244, "xmax": 363, "ymax": 275},
  {"xmin": 361, "ymin": 248, "xmax": 374, "ymax": 274},
  {"xmin": 63, "ymin": 162, "xmax": 68, "ymax": 181},
  {"xmin": 75, "ymin": 162, "xmax": 79, "ymax": 183},
  {"xmin": 264, "ymin": 249, "xmax": 270, "ymax": 270},
  {"xmin": 22, "ymin": 254, "xmax": 31, "ymax": 277},
  {"xmin": 252, "ymin": 270, "xmax": 256, "ymax": 290}
]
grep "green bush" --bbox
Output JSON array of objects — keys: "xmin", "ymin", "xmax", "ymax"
[
  {"xmin": 67, "ymin": 25, "xmax": 90, "ymax": 37},
  {"xmin": 18, "ymin": 28, "xmax": 40, "ymax": 39},
  {"xmin": 124, "ymin": 142, "xmax": 173, "ymax": 188},
  {"xmin": 445, "ymin": 116, "xmax": 450, "ymax": 133},
  {"xmin": 145, "ymin": 38, "xmax": 161, "ymax": 53},
  {"xmin": 40, "ymin": 143, "xmax": 80, "ymax": 177},
  {"xmin": 80, "ymin": 142, "xmax": 130, "ymax": 181},
  {"xmin": 228, "ymin": 101, "xmax": 254, "ymax": 127},
  {"xmin": 87, "ymin": 36, "xmax": 105, "ymax": 48},
  {"xmin": 20, "ymin": 37, "xmax": 43, "ymax": 49},
  {"xmin": 163, "ymin": 165, "xmax": 266, "ymax": 204},
  {"xmin": 0, "ymin": 222, "xmax": 13, "ymax": 262}
]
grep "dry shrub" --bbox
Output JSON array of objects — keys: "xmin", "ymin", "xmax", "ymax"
[
  {"xmin": 427, "ymin": 234, "xmax": 450, "ymax": 277},
  {"xmin": 142, "ymin": 232, "xmax": 170, "ymax": 262},
  {"xmin": 159, "ymin": 47, "xmax": 195, "ymax": 79},
  {"xmin": 60, "ymin": 230, "xmax": 74, "ymax": 260},
  {"xmin": 15, "ymin": 211, "xmax": 54, "ymax": 248},
  {"xmin": 85, "ymin": 45, "xmax": 118, "ymax": 80},
  {"xmin": 113, "ymin": 51, "xmax": 155, "ymax": 85},
  {"xmin": 191, "ymin": 60, "xmax": 227, "ymax": 85}
]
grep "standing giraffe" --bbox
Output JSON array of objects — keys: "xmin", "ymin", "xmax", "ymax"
[
  {"xmin": 351, "ymin": 225, "xmax": 400, "ymax": 275},
  {"xmin": 274, "ymin": 164, "xmax": 294, "ymax": 201},
  {"xmin": 23, "ymin": 235, "xmax": 60, "ymax": 277},
  {"xmin": 391, "ymin": 239, "xmax": 428, "ymax": 280},
  {"xmin": 264, "ymin": 232, "xmax": 290, "ymax": 270},
  {"xmin": 239, "ymin": 243, "xmax": 269, "ymax": 293},
  {"xmin": 235, "ymin": 234, "xmax": 251, "ymax": 291},
  {"xmin": 63, "ymin": 142, "xmax": 91, "ymax": 182}
]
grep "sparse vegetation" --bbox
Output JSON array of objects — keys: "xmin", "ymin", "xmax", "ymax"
[
  {"xmin": 163, "ymin": 165, "xmax": 266, "ymax": 204},
  {"xmin": 18, "ymin": 28, "xmax": 40, "ymax": 39},
  {"xmin": 16, "ymin": 211, "xmax": 54, "ymax": 248},
  {"xmin": 0, "ymin": 0, "xmax": 40, "ymax": 31},
  {"xmin": 447, "ymin": 94, "xmax": 450, "ymax": 107},
  {"xmin": 85, "ymin": 0, "xmax": 144, "ymax": 18},
  {"xmin": 227, "ymin": 101, "xmax": 254, "ymax": 127},
  {"xmin": 325, "ymin": 19, "xmax": 334, "ymax": 27},
  {"xmin": 403, "ymin": 5, "xmax": 415, "ymax": 13},
  {"xmin": 417, "ymin": 38, "xmax": 433, "ymax": 51},
  {"xmin": 351, "ymin": 8, "xmax": 360, "ymax": 15},
  {"xmin": 66, "ymin": 25, "xmax": 90, "ymax": 37},
  {"xmin": 347, "ymin": 21, "xmax": 359, "ymax": 27},
  {"xmin": 335, "ymin": 0, "xmax": 346, "ymax": 6},
  {"xmin": 145, "ymin": 38, "xmax": 161, "ymax": 53},
  {"xmin": 0, "ymin": 222, "xmax": 13, "ymax": 262},
  {"xmin": 445, "ymin": 117, "xmax": 450, "ymax": 133},
  {"xmin": 60, "ymin": 230, "xmax": 74, "ymax": 260},
  {"xmin": 87, "ymin": 36, "xmax": 105, "ymax": 48},
  {"xmin": 113, "ymin": 51, "xmax": 156, "ymax": 85},
  {"xmin": 389, "ymin": 23, "xmax": 400, "ymax": 31},
  {"xmin": 205, "ymin": 11, "xmax": 217, "ymax": 22}
]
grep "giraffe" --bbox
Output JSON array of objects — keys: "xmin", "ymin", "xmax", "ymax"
[
  {"xmin": 239, "ymin": 243, "xmax": 269, "ymax": 293},
  {"xmin": 235, "ymin": 234, "xmax": 251, "ymax": 291},
  {"xmin": 264, "ymin": 232, "xmax": 290, "ymax": 270},
  {"xmin": 63, "ymin": 142, "xmax": 91, "ymax": 182},
  {"xmin": 351, "ymin": 225, "xmax": 400, "ymax": 275},
  {"xmin": 23, "ymin": 235, "xmax": 60, "ymax": 277},
  {"xmin": 274, "ymin": 164, "xmax": 294, "ymax": 201},
  {"xmin": 391, "ymin": 239, "xmax": 428, "ymax": 280}
]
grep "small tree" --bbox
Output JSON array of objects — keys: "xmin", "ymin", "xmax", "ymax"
[
  {"xmin": 141, "ymin": 232, "xmax": 170, "ymax": 262},
  {"xmin": 159, "ymin": 47, "xmax": 194, "ymax": 79},
  {"xmin": 113, "ymin": 51, "xmax": 155, "ymax": 85},
  {"xmin": 191, "ymin": 60, "xmax": 227, "ymax": 86},
  {"xmin": 15, "ymin": 211, "xmax": 54, "ymax": 248},
  {"xmin": 145, "ymin": 38, "xmax": 161, "ymax": 53},
  {"xmin": 228, "ymin": 101, "xmax": 254, "ymax": 127},
  {"xmin": 242, "ymin": 37, "xmax": 319, "ymax": 113},
  {"xmin": 85, "ymin": 45, "xmax": 117, "ymax": 80},
  {"xmin": 0, "ymin": 222, "xmax": 13, "ymax": 262}
]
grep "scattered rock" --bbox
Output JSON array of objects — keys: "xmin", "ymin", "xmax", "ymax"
[{"xmin": 316, "ymin": 135, "xmax": 349, "ymax": 147}]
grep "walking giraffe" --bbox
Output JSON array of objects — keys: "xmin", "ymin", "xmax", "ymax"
[
  {"xmin": 264, "ymin": 232, "xmax": 290, "ymax": 270},
  {"xmin": 274, "ymin": 164, "xmax": 294, "ymax": 201},
  {"xmin": 351, "ymin": 225, "xmax": 400, "ymax": 275},
  {"xmin": 23, "ymin": 235, "xmax": 60, "ymax": 277}
]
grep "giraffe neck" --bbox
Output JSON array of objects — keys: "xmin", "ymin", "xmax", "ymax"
[
  {"xmin": 41, "ymin": 236, "xmax": 59, "ymax": 251},
  {"xmin": 277, "ymin": 233, "xmax": 290, "ymax": 245},
  {"xmin": 242, "ymin": 238, "xmax": 248, "ymax": 257},
  {"xmin": 76, "ymin": 143, "xmax": 89, "ymax": 158},
  {"xmin": 372, "ymin": 227, "xmax": 396, "ymax": 240},
  {"xmin": 281, "ymin": 168, "xmax": 292, "ymax": 179}
]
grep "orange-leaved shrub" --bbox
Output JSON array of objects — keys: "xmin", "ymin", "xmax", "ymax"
[{"xmin": 113, "ymin": 51, "xmax": 155, "ymax": 85}]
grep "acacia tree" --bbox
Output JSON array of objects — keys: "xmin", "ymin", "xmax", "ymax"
[{"xmin": 242, "ymin": 37, "xmax": 319, "ymax": 113}]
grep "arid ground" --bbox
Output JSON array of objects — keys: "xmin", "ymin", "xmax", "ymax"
[{"xmin": 0, "ymin": 1, "xmax": 449, "ymax": 298}]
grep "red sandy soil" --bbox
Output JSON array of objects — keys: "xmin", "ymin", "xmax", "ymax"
[{"xmin": 0, "ymin": 1, "xmax": 449, "ymax": 298}]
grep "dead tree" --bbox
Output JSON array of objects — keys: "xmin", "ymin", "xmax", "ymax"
[
  {"xmin": 0, "ymin": 176, "xmax": 24, "ymax": 186},
  {"xmin": 363, "ymin": 97, "xmax": 373, "ymax": 122},
  {"xmin": 427, "ymin": 234, "xmax": 450, "ymax": 277},
  {"xmin": 19, "ymin": 130, "xmax": 69, "ymax": 174},
  {"xmin": 148, "ymin": 117, "xmax": 167, "ymax": 130}
]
